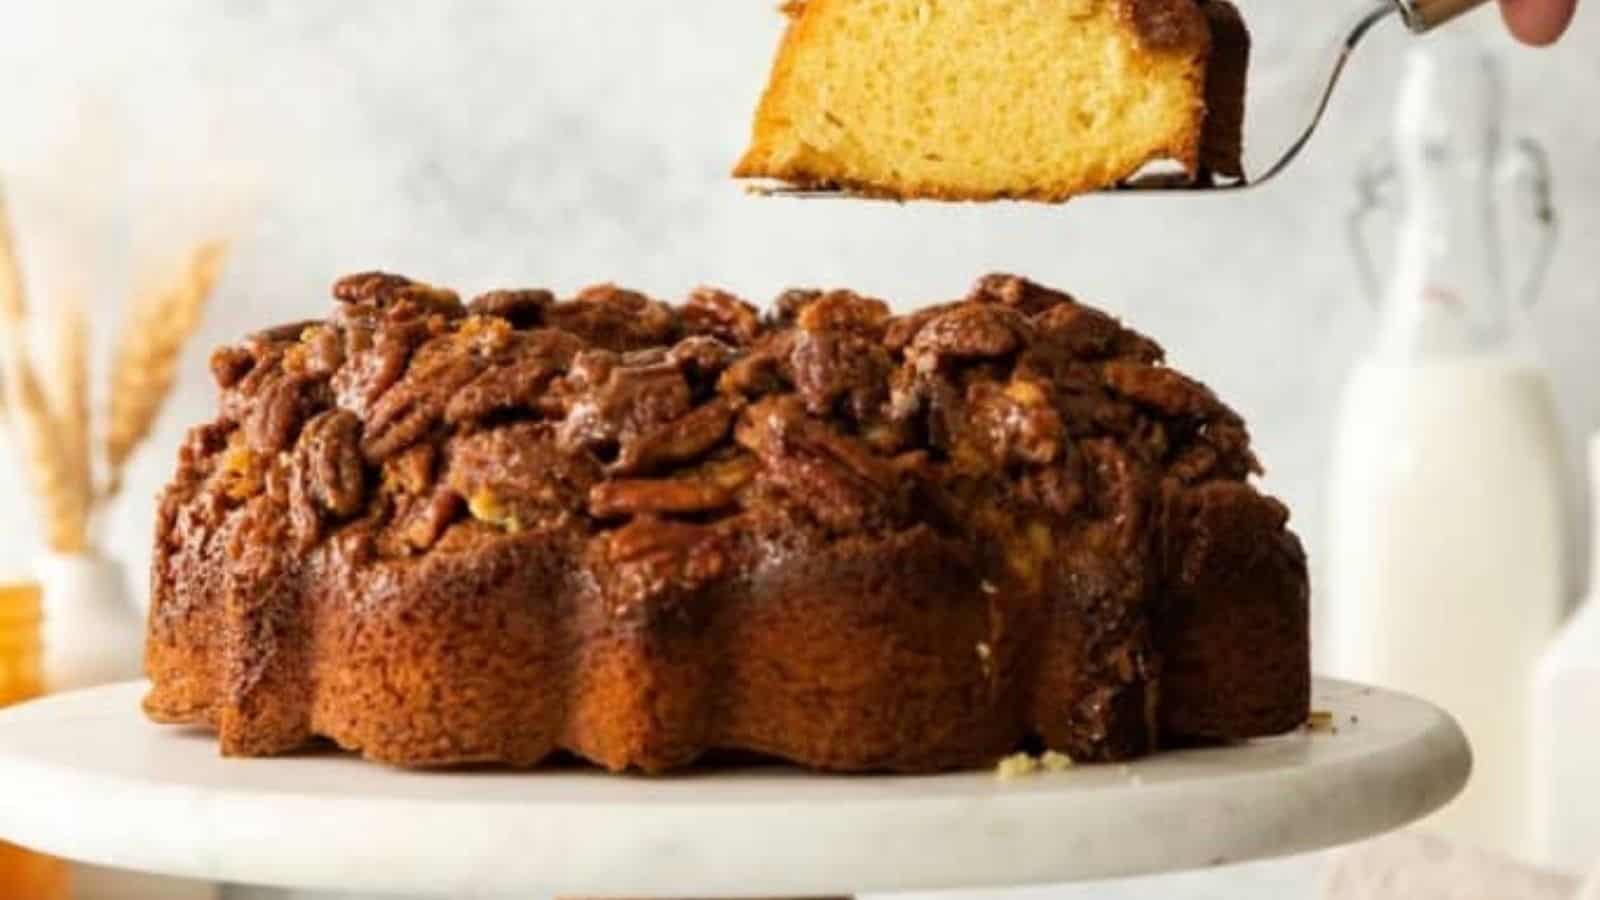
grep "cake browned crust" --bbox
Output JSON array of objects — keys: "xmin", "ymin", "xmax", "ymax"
[
  {"xmin": 143, "ymin": 272, "xmax": 1309, "ymax": 772},
  {"xmin": 1197, "ymin": 0, "xmax": 1250, "ymax": 178}
]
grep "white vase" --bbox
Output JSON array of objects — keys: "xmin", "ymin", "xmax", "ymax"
[{"xmin": 34, "ymin": 552, "xmax": 144, "ymax": 693}]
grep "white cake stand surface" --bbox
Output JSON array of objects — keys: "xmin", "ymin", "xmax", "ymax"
[{"xmin": 0, "ymin": 679, "xmax": 1467, "ymax": 898}]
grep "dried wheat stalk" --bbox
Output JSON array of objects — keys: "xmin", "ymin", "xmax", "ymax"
[
  {"xmin": 14, "ymin": 363, "xmax": 86, "ymax": 552},
  {"xmin": 52, "ymin": 292, "xmax": 92, "ymax": 545},
  {"xmin": 104, "ymin": 241, "xmax": 226, "ymax": 495},
  {"xmin": 0, "ymin": 187, "xmax": 85, "ymax": 552},
  {"xmin": 0, "ymin": 185, "xmax": 24, "ymax": 325}
]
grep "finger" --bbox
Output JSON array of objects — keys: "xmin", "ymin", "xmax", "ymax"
[{"xmin": 1499, "ymin": 0, "xmax": 1578, "ymax": 45}]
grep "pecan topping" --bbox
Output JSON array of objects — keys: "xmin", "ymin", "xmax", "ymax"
[
  {"xmin": 361, "ymin": 336, "xmax": 489, "ymax": 461},
  {"xmin": 908, "ymin": 304, "xmax": 1032, "ymax": 367},
  {"xmin": 333, "ymin": 272, "xmax": 462, "ymax": 316},
  {"xmin": 170, "ymin": 271, "xmax": 1270, "ymax": 577},
  {"xmin": 444, "ymin": 329, "xmax": 584, "ymax": 426},
  {"xmin": 402, "ymin": 487, "xmax": 464, "ymax": 551},
  {"xmin": 736, "ymin": 396, "xmax": 904, "ymax": 532},
  {"xmin": 589, "ymin": 456, "xmax": 758, "ymax": 519},
  {"xmin": 794, "ymin": 289, "xmax": 891, "ymax": 337},
  {"xmin": 299, "ymin": 410, "xmax": 366, "ymax": 517},
  {"xmin": 783, "ymin": 330, "xmax": 892, "ymax": 422},
  {"xmin": 447, "ymin": 424, "xmax": 601, "ymax": 534},
  {"xmin": 970, "ymin": 273, "xmax": 1076, "ymax": 315},
  {"xmin": 1101, "ymin": 360, "xmax": 1230, "ymax": 420},
  {"xmin": 546, "ymin": 284, "xmax": 678, "ymax": 351},
  {"xmin": 211, "ymin": 346, "xmax": 256, "ymax": 389},
  {"xmin": 556, "ymin": 353, "xmax": 692, "ymax": 468},
  {"xmin": 618, "ymin": 397, "xmax": 740, "ymax": 476},
  {"xmin": 682, "ymin": 288, "xmax": 762, "ymax": 344},
  {"xmin": 245, "ymin": 375, "xmax": 313, "ymax": 454},
  {"xmin": 603, "ymin": 516, "xmax": 728, "ymax": 599},
  {"xmin": 468, "ymin": 289, "xmax": 554, "ymax": 328},
  {"xmin": 1034, "ymin": 303, "xmax": 1160, "ymax": 362},
  {"xmin": 963, "ymin": 377, "xmax": 1065, "ymax": 466}
]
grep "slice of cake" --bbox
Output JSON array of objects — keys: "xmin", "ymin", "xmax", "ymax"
[{"xmin": 734, "ymin": 0, "xmax": 1251, "ymax": 201}]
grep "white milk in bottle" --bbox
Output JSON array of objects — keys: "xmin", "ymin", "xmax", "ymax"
[
  {"xmin": 1531, "ymin": 432, "xmax": 1600, "ymax": 872},
  {"xmin": 1324, "ymin": 37, "xmax": 1568, "ymax": 858}
]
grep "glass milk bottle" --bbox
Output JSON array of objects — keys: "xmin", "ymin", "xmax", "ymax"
[
  {"xmin": 1324, "ymin": 36, "xmax": 1567, "ymax": 858},
  {"xmin": 1531, "ymin": 430, "xmax": 1600, "ymax": 873}
]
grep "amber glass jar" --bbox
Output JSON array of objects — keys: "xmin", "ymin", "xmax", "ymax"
[{"xmin": 0, "ymin": 582, "xmax": 71, "ymax": 900}]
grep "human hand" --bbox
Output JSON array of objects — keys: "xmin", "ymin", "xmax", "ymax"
[{"xmin": 1499, "ymin": 0, "xmax": 1578, "ymax": 44}]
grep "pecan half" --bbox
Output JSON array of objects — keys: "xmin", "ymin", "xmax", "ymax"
[
  {"xmin": 794, "ymin": 289, "xmax": 891, "ymax": 337},
  {"xmin": 908, "ymin": 304, "xmax": 1032, "ymax": 367},
  {"xmin": 444, "ymin": 329, "xmax": 584, "ymax": 425},
  {"xmin": 969, "ymin": 273, "xmax": 1076, "ymax": 316},
  {"xmin": 361, "ymin": 335, "xmax": 489, "ymax": 461},
  {"xmin": 333, "ymin": 272, "xmax": 462, "ymax": 316},
  {"xmin": 603, "ymin": 515, "xmax": 728, "ymax": 600},
  {"xmin": 546, "ymin": 284, "xmax": 679, "ymax": 352},
  {"xmin": 210, "ymin": 345, "xmax": 256, "ymax": 389},
  {"xmin": 963, "ymin": 377, "xmax": 1065, "ymax": 466},
  {"xmin": 468, "ymin": 289, "xmax": 554, "ymax": 328},
  {"xmin": 557, "ymin": 356, "xmax": 692, "ymax": 466},
  {"xmin": 299, "ymin": 410, "xmax": 366, "ymax": 517},
  {"xmin": 447, "ymin": 423, "xmax": 601, "ymax": 533},
  {"xmin": 400, "ymin": 488, "xmax": 464, "ymax": 550},
  {"xmin": 589, "ymin": 455, "xmax": 757, "ymax": 518},
  {"xmin": 1101, "ymin": 361, "xmax": 1233, "ymax": 421},
  {"xmin": 681, "ymin": 287, "xmax": 762, "ymax": 345},
  {"xmin": 245, "ymin": 375, "xmax": 313, "ymax": 454},
  {"xmin": 617, "ymin": 396, "xmax": 739, "ymax": 475},
  {"xmin": 736, "ymin": 396, "xmax": 904, "ymax": 532}
]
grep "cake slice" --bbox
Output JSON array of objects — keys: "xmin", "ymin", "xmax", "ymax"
[{"xmin": 734, "ymin": 0, "xmax": 1251, "ymax": 201}]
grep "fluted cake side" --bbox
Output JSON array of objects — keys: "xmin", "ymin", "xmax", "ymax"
[{"xmin": 143, "ymin": 272, "xmax": 1309, "ymax": 772}]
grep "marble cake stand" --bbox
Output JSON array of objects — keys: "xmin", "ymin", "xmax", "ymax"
[{"xmin": 0, "ymin": 679, "xmax": 1468, "ymax": 899}]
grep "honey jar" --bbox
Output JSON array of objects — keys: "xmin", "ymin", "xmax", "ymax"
[{"xmin": 0, "ymin": 581, "xmax": 71, "ymax": 900}]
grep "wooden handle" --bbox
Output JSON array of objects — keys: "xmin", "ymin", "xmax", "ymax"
[{"xmin": 1396, "ymin": 0, "xmax": 1493, "ymax": 32}]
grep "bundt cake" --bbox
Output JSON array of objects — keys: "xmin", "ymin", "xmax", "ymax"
[
  {"xmin": 143, "ymin": 272, "xmax": 1309, "ymax": 773},
  {"xmin": 734, "ymin": 0, "xmax": 1251, "ymax": 200}
]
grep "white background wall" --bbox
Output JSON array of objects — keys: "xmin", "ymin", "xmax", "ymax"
[{"xmin": 1, "ymin": 2, "xmax": 1596, "ymax": 897}]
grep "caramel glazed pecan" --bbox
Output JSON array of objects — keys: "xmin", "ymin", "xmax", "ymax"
[{"xmin": 151, "ymin": 270, "xmax": 1298, "ymax": 764}]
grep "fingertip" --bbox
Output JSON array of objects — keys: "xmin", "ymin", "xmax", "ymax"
[{"xmin": 1499, "ymin": 0, "xmax": 1578, "ymax": 45}]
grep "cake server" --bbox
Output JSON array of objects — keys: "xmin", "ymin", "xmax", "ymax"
[{"xmin": 749, "ymin": 0, "xmax": 1494, "ymax": 198}]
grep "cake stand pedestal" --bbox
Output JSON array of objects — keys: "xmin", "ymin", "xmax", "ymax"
[{"xmin": 0, "ymin": 679, "xmax": 1468, "ymax": 899}]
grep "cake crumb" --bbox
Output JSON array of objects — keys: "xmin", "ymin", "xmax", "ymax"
[
  {"xmin": 996, "ymin": 752, "xmax": 1040, "ymax": 779},
  {"xmin": 1307, "ymin": 710, "xmax": 1335, "ymax": 732},
  {"xmin": 1040, "ymin": 750, "xmax": 1074, "ymax": 772},
  {"xmin": 996, "ymin": 749, "xmax": 1075, "ymax": 779}
]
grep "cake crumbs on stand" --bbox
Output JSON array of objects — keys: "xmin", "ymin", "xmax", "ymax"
[{"xmin": 996, "ymin": 750, "xmax": 1075, "ymax": 779}]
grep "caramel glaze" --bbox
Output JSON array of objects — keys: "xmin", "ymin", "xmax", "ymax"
[{"xmin": 144, "ymin": 272, "xmax": 1309, "ymax": 772}]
